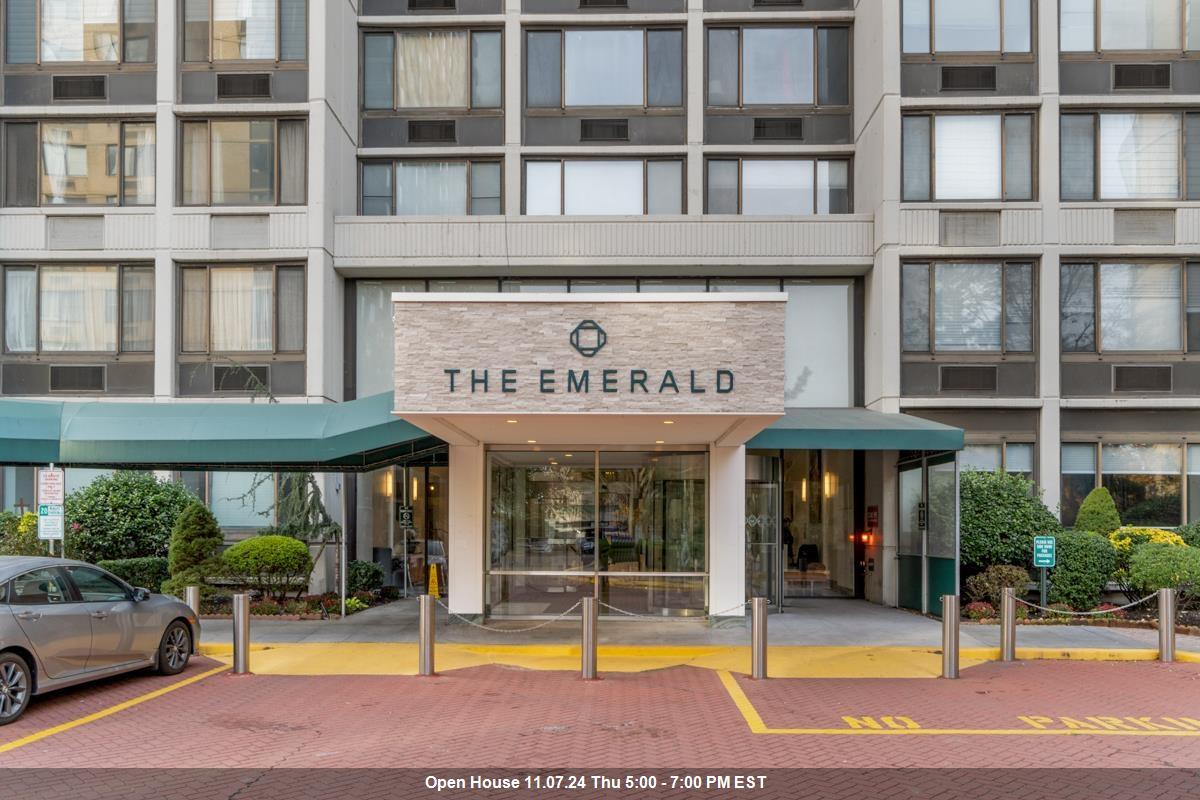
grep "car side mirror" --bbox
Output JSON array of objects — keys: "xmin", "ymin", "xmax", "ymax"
[{"xmin": 132, "ymin": 587, "xmax": 151, "ymax": 602}]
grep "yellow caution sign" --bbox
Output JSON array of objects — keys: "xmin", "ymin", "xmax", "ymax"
[{"xmin": 427, "ymin": 565, "xmax": 441, "ymax": 599}]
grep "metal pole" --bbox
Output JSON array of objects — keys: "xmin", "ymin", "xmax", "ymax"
[
  {"xmin": 232, "ymin": 593, "xmax": 250, "ymax": 675},
  {"xmin": 581, "ymin": 596, "xmax": 598, "ymax": 680},
  {"xmin": 340, "ymin": 479, "xmax": 348, "ymax": 619},
  {"xmin": 419, "ymin": 593, "xmax": 436, "ymax": 676},
  {"xmin": 185, "ymin": 585, "xmax": 201, "ymax": 617},
  {"xmin": 1159, "ymin": 587, "xmax": 1176, "ymax": 663},
  {"xmin": 751, "ymin": 596, "xmax": 768, "ymax": 679},
  {"xmin": 1000, "ymin": 587, "xmax": 1016, "ymax": 662},
  {"xmin": 941, "ymin": 594, "xmax": 959, "ymax": 679}
]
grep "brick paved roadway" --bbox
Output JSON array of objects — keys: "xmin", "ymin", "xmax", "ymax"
[{"xmin": 2, "ymin": 658, "xmax": 1199, "ymax": 798}]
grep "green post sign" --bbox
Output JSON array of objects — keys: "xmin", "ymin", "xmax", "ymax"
[{"xmin": 1033, "ymin": 536, "xmax": 1056, "ymax": 568}]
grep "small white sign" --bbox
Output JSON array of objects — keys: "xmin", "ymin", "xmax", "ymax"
[
  {"xmin": 37, "ymin": 505, "xmax": 64, "ymax": 541},
  {"xmin": 37, "ymin": 467, "xmax": 65, "ymax": 506}
]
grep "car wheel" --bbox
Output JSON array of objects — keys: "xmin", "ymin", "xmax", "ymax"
[
  {"xmin": 0, "ymin": 652, "xmax": 31, "ymax": 726},
  {"xmin": 157, "ymin": 621, "xmax": 191, "ymax": 675}
]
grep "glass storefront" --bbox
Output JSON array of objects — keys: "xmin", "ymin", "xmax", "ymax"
[{"xmin": 487, "ymin": 449, "xmax": 706, "ymax": 616}]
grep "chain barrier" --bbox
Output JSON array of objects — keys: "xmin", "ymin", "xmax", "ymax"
[
  {"xmin": 435, "ymin": 598, "xmax": 583, "ymax": 634},
  {"xmin": 597, "ymin": 599, "xmax": 753, "ymax": 619},
  {"xmin": 1014, "ymin": 592, "xmax": 1159, "ymax": 616}
]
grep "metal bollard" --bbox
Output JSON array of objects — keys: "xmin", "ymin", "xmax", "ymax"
[
  {"xmin": 1159, "ymin": 587, "xmax": 1176, "ymax": 663},
  {"xmin": 751, "ymin": 597, "xmax": 768, "ymax": 680},
  {"xmin": 419, "ymin": 594, "xmax": 436, "ymax": 676},
  {"xmin": 581, "ymin": 596, "xmax": 598, "ymax": 680},
  {"xmin": 1000, "ymin": 587, "xmax": 1017, "ymax": 662},
  {"xmin": 185, "ymin": 585, "xmax": 201, "ymax": 617},
  {"xmin": 941, "ymin": 594, "xmax": 959, "ymax": 679},
  {"xmin": 232, "ymin": 593, "xmax": 250, "ymax": 674}
]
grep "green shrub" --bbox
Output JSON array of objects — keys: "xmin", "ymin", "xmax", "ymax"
[
  {"xmin": 1128, "ymin": 543, "xmax": 1200, "ymax": 603},
  {"xmin": 223, "ymin": 535, "xmax": 312, "ymax": 601},
  {"xmin": 960, "ymin": 471, "xmax": 1061, "ymax": 572},
  {"xmin": 348, "ymin": 560, "xmax": 384, "ymax": 594},
  {"xmin": 0, "ymin": 512, "xmax": 44, "ymax": 557},
  {"xmin": 343, "ymin": 596, "xmax": 369, "ymax": 615},
  {"xmin": 65, "ymin": 472, "xmax": 196, "ymax": 562},
  {"xmin": 1176, "ymin": 521, "xmax": 1200, "ymax": 548},
  {"xmin": 168, "ymin": 502, "xmax": 223, "ymax": 576},
  {"xmin": 1073, "ymin": 487, "xmax": 1122, "ymax": 536},
  {"xmin": 96, "ymin": 557, "xmax": 170, "ymax": 591},
  {"xmin": 964, "ymin": 564, "xmax": 1032, "ymax": 605},
  {"xmin": 1048, "ymin": 531, "xmax": 1117, "ymax": 610}
]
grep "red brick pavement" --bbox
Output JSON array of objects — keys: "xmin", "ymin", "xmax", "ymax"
[{"xmin": 1, "ymin": 659, "xmax": 1198, "ymax": 772}]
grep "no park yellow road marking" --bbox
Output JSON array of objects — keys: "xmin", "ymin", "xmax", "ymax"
[{"xmin": 716, "ymin": 671, "xmax": 1200, "ymax": 737}]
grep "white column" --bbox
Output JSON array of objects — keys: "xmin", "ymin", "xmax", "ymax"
[
  {"xmin": 448, "ymin": 443, "xmax": 485, "ymax": 615},
  {"xmin": 685, "ymin": 0, "xmax": 704, "ymax": 214},
  {"xmin": 709, "ymin": 444, "xmax": 746, "ymax": 617},
  {"xmin": 880, "ymin": 452, "xmax": 899, "ymax": 607},
  {"xmin": 153, "ymin": 0, "xmax": 177, "ymax": 398}
]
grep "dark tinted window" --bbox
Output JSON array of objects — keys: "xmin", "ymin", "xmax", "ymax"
[
  {"xmin": 66, "ymin": 566, "xmax": 128, "ymax": 602},
  {"xmin": 10, "ymin": 568, "xmax": 70, "ymax": 605}
]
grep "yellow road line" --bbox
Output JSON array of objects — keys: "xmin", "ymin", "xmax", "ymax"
[
  {"xmin": 0, "ymin": 664, "xmax": 229, "ymax": 755},
  {"xmin": 714, "ymin": 669, "xmax": 1200, "ymax": 737}
]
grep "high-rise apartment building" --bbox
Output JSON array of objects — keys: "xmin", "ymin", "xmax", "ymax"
[{"xmin": 0, "ymin": 1, "xmax": 1194, "ymax": 619}]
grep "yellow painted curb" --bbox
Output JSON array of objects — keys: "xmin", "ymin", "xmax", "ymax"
[{"xmin": 961, "ymin": 647, "xmax": 1164, "ymax": 662}]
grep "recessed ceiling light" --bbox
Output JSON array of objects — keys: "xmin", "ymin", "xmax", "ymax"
[
  {"xmin": 527, "ymin": 439, "xmax": 537, "ymax": 444},
  {"xmin": 549, "ymin": 460, "xmax": 559, "ymax": 465},
  {"xmin": 563, "ymin": 453, "xmax": 573, "ymax": 458},
  {"xmin": 506, "ymin": 419, "xmax": 518, "ymax": 424},
  {"xmin": 655, "ymin": 440, "xmax": 665, "ymax": 444},
  {"xmin": 662, "ymin": 420, "xmax": 675, "ymax": 425}
]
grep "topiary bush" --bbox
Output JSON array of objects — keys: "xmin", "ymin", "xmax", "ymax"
[
  {"xmin": 1073, "ymin": 487, "xmax": 1122, "ymax": 536},
  {"xmin": 1128, "ymin": 543, "xmax": 1200, "ymax": 605},
  {"xmin": 96, "ymin": 557, "xmax": 170, "ymax": 591},
  {"xmin": 65, "ymin": 472, "xmax": 196, "ymax": 562},
  {"xmin": 960, "ymin": 470, "xmax": 1061, "ymax": 572},
  {"xmin": 347, "ymin": 560, "xmax": 385, "ymax": 594},
  {"xmin": 167, "ymin": 502, "xmax": 223, "ymax": 576},
  {"xmin": 0, "ymin": 512, "xmax": 44, "ymax": 557},
  {"xmin": 965, "ymin": 564, "xmax": 1032, "ymax": 605},
  {"xmin": 223, "ymin": 535, "xmax": 312, "ymax": 601},
  {"xmin": 1048, "ymin": 530, "xmax": 1117, "ymax": 610}
]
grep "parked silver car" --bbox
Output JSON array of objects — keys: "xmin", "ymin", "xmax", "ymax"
[{"xmin": 0, "ymin": 556, "xmax": 200, "ymax": 725}]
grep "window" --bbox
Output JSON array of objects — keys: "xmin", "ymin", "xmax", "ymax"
[
  {"xmin": 526, "ymin": 28, "xmax": 683, "ymax": 109},
  {"xmin": 2, "ymin": 120, "xmax": 154, "ymax": 207},
  {"xmin": 705, "ymin": 158, "xmax": 849, "ymax": 215},
  {"xmin": 66, "ymin": 566, "xmax": 128, "ymax": 601},
  {"xmin": 362, "ymin": 29, "xmax": 500, "ymax": 111},
  {"xmin": 902, "ymin": 113, "xmax": 1035, "ymax": 201},
  {"xmin": 902, "ymin": 0, "xmax": 1032, "ymax": 55},
  {"xmin": 209, "ymin": 471, "xmax": 275, "ymax": 527},
  {"xmin": 960, "ymin": 442, "xmax": 1035, "ymax": 479},
  {"xmin": 360, "ymin": 160, "xmax": 501, "ymax": 215},
  {"xmin": 902, "ymin": 261, "xmax": 1035, "ymax": 353},
  {"xmin": 182, "ymin": 0, "xmax": 306, "ymax": 62},
  {"xmin": 1062, "ymin": 442, "xmax": 1190, "ymax": 527},
  {"xmin": 784, "ymin": 281, "xmax": 854, "ymax": 407},
  {"xmin": 1060, "ymin": 113, "xmax": 1200, "ymax": 201},
  {"xmin": 3, "ymin": 264, "xmax": 152, "ymax": 354},
  {"xmin": 179, "ymin": 118, "xmax": 306, "ymax": 206},
  {"xmin": 4, "ymin": 0, "xmax": 156, "ymax": 64},
  {"xmin": 180, "ymin": 264, "xmax": 304, "ymax": 354},
  {"xmin": 525, "ymin": 159, "xmax": 683, "ymax": 215},
  {"xmin": 9, "ymin": 568, "xmax": 69, "ymax": 604},
  {"xmin": 1060, "ymin": 261, "xmax": 1200, "ymax": 353},
  {"xmin": 708, "ymin": 26, "xmax": 849, "ymax": 107},
  {"xmin": 1060, "ymin": 0, "xmax": 1200, "ymax": 52}
]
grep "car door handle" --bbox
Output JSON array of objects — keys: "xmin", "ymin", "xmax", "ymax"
[
  {"xmin": 90, "ymin": 611, "xmax": 108, "ymax": 619},
  {"xmin": 15, "ymin": 611, "xmax": 41, "ymax": 621}
]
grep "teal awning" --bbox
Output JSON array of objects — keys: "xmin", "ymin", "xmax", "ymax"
[
  {"xmin": 747, "ymin": 408, "xmax": 964, "ymax": 452},
  {"xmin": 0, "ymin": 392, "xmax": 442, "ymax": 471}
]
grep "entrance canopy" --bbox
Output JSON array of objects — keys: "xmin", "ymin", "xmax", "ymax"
[
  {"xmin": 0, "ymin": 392, "xmax": 440, "ymax": 471},
  {"xmin": 746, "ymin": 408, "xmax": 964, "ymax": 451}
]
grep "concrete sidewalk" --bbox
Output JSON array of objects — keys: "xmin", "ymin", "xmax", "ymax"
[{"xmin": 197, "ymin": 597, "xmax": 1200, "ymax": 652}]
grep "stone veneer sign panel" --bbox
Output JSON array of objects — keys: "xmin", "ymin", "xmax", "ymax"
[{"xmin": 392, "ymin": 294, "xmax": 786, "ymax": 416}]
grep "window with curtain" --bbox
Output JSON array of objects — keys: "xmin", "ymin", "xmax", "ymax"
[
  {"xmin": 707, "ymin": 25, "xmax": 849, "ymax": 107},
  {"xmin": 180, "ymin": 264, "xmax": 304, "ymax": 354},
  {"xmin": 527, "ymin": 29, "xmax": 683, "ymax": 109},
  {"xmin": 1061, "ymin": 261, "xmax": 1195, "ymax": 353},
  {"xmin": 180, "ymin": 119, "xmax": 305, "ymax": 206},
  {"xmin": 902, "ymin": 0, "xmax": 1031, "ymax": 54},
  {"xmin": 183, "ymin": 0, "xmax": 305, "ymax": 62},
  {"xmin": 902, "ymin": 113, "xmax": 1035, "ymax": 201},
  {"xmin": 525, "ymin": 159, "xmax": 683, "ymax": 216},
  {"xmin": 705, "ymin": 158, "xmax": 850, "ymax": 215},
  {"xmin": 366, "ymin": 29, "xmax": 500, "ymax": 110},
  {"xmin": 1060, "ymin": 443, "xmax": 1098, "ymax": 525},
  {"xmin": 1061, "ymin": 0, "xmax": 1200, "ymax": 52},
  {"xmin": 1061, "ymin": 113, "xmax": 1193, "ymax": 201},
  {"xmin": 960, "ymin": 443, "xmax": 1035, "ymax": 477},
  {"xmin": 1101, "ymin": 443, "xmax": 1183, "ymax": 527},
  {"xmin": 5, "ymin": 119, "xmax": 153, "ymax": 207},
  {"xmin": 902, "ymin": 261, "xmax": 1034, "ymax": 353},
  {"xmin": 360, "ymin": 161, "xmax": 501, "ymax": 216},
  {"xmin": 2, "ymin": 264, "xmax": 150, "ymax": 354}
]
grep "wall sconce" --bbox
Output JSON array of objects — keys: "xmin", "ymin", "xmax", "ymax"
[
  {"xmin": 800, "ymin": 479, "xmax": 808, "ymax": 502},
  {"xmin": 823, "ymin": 471, "xmax": 838, "ymax": 499}
]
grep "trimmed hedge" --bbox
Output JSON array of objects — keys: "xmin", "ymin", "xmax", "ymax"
[
  {"xmin": 960, "ymin": 470, "xmax": 1061, "ymax": 571},
  {"xmin": 96, "ymin": 557, "xmax": 170, "ymax": 592},
  {"xmin": 1048, "ymin": 531, "xmax": 1117, "ymax": 610},
  {"xmin": 223, "ymin": 535, "xmax": 312, "ymax": 601},
  {"xmin": 65, "ymin": 472, "xmax": 196, "ymax": 562},
  {"xmin": 1129, "ymin": 543, "xmax": 1200, "ymax": 601}
]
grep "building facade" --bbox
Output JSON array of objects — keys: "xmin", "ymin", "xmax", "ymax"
[{"xmin": 1, "ymin": 0, "xmax": 1195, "ymax": 617}]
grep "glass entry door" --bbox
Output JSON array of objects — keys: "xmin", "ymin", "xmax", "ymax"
[
  {"xmin": 897, "ymin": 453, "xmax": 959, "ymax": 616},
  {"xmin": 487, "ymin": 450, "xmax": 707, "ymax": 617},
  {"xmin": 745, "ymin": 453, "xmax": 781, "ymax": 605}
]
